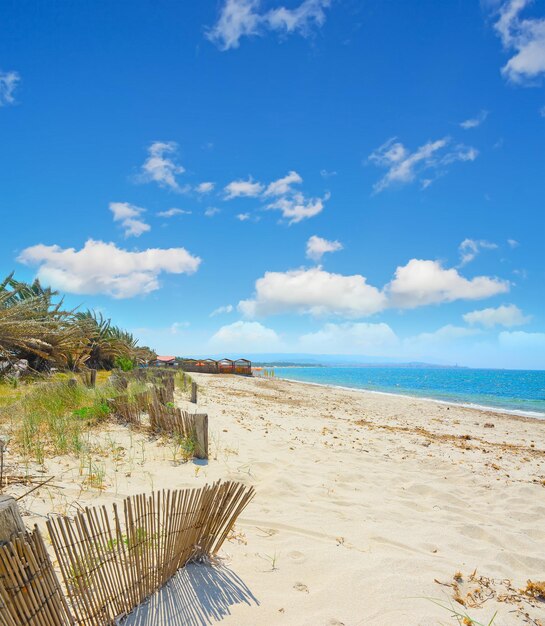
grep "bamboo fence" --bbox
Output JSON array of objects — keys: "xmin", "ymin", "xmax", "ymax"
[
  {"xmin": 148, "ymin": 392, "xmax": 194, "ymax": 437},
  {"xmin": 106, "ymin": 395, "xmax": 142, "ymax": 427},
  {"xmin": 47, "ymin": 480, "xmax": 254, "ymax": 626},
  {"xmin": 0, "ymin": 528, "xmax": 74, "ymax": 626}
]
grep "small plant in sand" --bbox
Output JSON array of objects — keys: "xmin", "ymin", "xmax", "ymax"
[
  {"xmin": 258, "ymin": 551, "xmax": 279, "ymax": 572},
  {"xmin": 179, "ymin": 434, "xmax": 197, "ymax": 462},
  {"xmin": 167, "ymin": 432, "xmax": 197, "ymax": 464},
  {"xmin": 83, "ymin": 460, "xmax": 106, "ymax": 490},
  {"xmin": 426, "ymin": 598, "xmax": 497, "ymax": 626}
]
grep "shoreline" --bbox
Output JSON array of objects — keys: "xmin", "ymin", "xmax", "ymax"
[
  {"xmin": 271, "ymin": 374, "xmax": 545, "ymax": 420},
  {"xmin": 13, "ymin": 372, "xmax": 545, "ymax": 625}
]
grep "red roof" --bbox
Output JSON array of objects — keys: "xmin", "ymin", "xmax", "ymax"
[{"xmin": 156, "ymin": 355, "xmax": 176, "ymax": 362}]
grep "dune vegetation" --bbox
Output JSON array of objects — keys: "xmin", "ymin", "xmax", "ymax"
[{"xmin": 0, "ymin": 273, "xmax": 162, "ymax": 464}]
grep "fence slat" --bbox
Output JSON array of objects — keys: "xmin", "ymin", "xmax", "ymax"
[
  {"xmin": 47, "ymin": 481, "xmax": 254, "ymax": 626},
  {"xmin": 0, "ymin": 527, "xmax": 75, "ymax": 626}
]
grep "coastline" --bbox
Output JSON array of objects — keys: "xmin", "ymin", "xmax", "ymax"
[
  {"xmin": 13, "ymin": 373, "xmax": 545, "ymax": 625},
  {"xmin": 273, "ymin": 374, "xmax": 545, "ymax": 420}
]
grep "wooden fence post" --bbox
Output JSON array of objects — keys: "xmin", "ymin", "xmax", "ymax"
[
  {"xmin": 0, "ymin": 496, "xmax": 26, "ymax": 542},
  {"xmin": 90, "ymin": 369, "xmax": 97, "ymax": 388},
  {"xmin": 191, "ymin": 382, "xmax": 197, "ymax": 403},
  {"xmin": 193, "ymin": 414, "xmax": 208, "ymax": 460}
]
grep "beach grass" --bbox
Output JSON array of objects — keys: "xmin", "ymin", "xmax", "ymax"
[{"xmin": 0, "ymin": 373, "xmax": 148, "ymax": 462}]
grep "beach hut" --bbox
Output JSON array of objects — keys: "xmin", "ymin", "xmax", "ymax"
[
  {"xmin": 218, "ymin": 358, "xmax": 235, "ymax": 374},
  {"xmin": 154, "ymin": 355, "xmax": 176, "ymax": 367},
  {"xmin": 177, "ymin": 357, "xmax": 252, "ymax": 375},
  {"xmin": 234, "ymin": 358, "xmax": 252, "ymax": 375}
]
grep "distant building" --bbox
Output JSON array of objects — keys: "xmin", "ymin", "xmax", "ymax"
[
  {"xmin": 153, "ymin": 355, "xmax": 177, "ymax": 367},
  {"xmin": 177, "ymin": 358, "xmax": 252, "ymax": 376}
]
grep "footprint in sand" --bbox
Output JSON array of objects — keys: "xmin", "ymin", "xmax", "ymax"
[
  {"xmin": 287, "ymin": 550, "xmax": 306, "ymax": 562},
  {"xmin": 293, "ymin": 582, "xmax": 309, "ymax": 593}
]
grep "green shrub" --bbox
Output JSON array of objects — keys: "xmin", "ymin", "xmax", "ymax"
[{"xmin": 114, "ymin": 356, "xmax": 134, "ymax": 372}]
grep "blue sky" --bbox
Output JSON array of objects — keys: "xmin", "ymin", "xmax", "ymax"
[{"xmin": 1, "ymin": 0, "xmax": 544, "ymax": 368}]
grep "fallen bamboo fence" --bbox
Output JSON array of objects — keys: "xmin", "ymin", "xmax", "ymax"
[
  {"xmin": 0, "ymin": 527, "xmax": 74, "ymax": 626},
  {"xmin": 47, "ymin": 480, "xmax": 254, "ymax": 626}
]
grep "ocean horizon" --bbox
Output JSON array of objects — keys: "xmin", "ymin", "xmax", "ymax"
[{"xmin": 272, "ymin": 366, "xmax": 545, "ymax": 418}]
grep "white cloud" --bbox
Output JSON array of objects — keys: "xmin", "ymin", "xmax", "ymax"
[
  {"xmin": 460, "ymin": 110, "xmax": 489, "ymax": 129},
  {"xmin": 239, "ymin": 255, "xmax": 511, "ymax": 320},
  {"xmin": 493, "ymin": 0, "xmax": 545, "ymax": 83},
  {"xmin": 405, "ymin": 325, "xmax": 481, "ymax": 348},
  {"xmin": 209, "ymin": 320, "xmax": 281, "ymax": 351},
  {"xmin": 121, "ymin": 218, "xmax": 151, "ymax": 238},
  {"xmin": 498, "ymin": 330, "xmax": 545, "ymax": 349},
  {"xmin": 266, "ymin": 0, "xmax": 330, "ymax": 33},
  {"xmin": 299, "ymin": 322, "xmax": 398, "ymax": 354},
  {"xmin": 386, "ymin": 259, "xmax": 510, "ymax": 308},
  {"xmin": 210, "ymin": 304, "xmax": 234, "ymax": 317},
  {"xmin": 306, "ymin": 235, "xmax": 343, "ymax": 261},
  {"xmin": 320, "ymin": 169, "xmax": 337, "ymax": 178},
  {"xmin": 157, "ymin": 208, "xmax": 192, "ymax": 217},
  {"xmin": 267, "ymin": 191, "xmax": 326, "ymax": 224},
  {"xmin": 196, "ymin": 182, "xmax": 215, "ymax": 194},
  {"xmin": 458, "ymin": 238, "xmax": 498, "ymax": 266},
  {"xmin": 0, "ymin": 70, "xmax": 20, "ymax": 106},
  {"xmin": 507, "ymin": 238, "xmax": 519, "ymax": 248},
  {"xmin": 18, "ymin": 239, "xmax": 201, "ymax": 299},
  {"xmin": 139, "ymin": 141, "xmax": 185, "ymax": 191},
  {"xmin": 221, "ymin": 170, "xmax": 327, "ymax": 224},
  {"xmin": 207, "ymin": 0, "xmax": 331, "ymax": 51},
  {"xmin": 224, "ymin": 177, "xmax": 264, "ymax": 199},
  {"xmin": 236, "ymin": 212, "xmax": 251, "ymax": 221},
  {"xmin": 263, "ymin": 171, "xmax": 327, "ymax": 224},
  {"xmin": 264, "ymin": 170, "xmax": 302, "ymax": 196},
  {"xmin": 205, "ymin": 207, "xmax": 221, "ymax": 217},
  {"xmin": 109, "ymin": 202, "xmax": 150, "ymax": 238},
  {"xmin": 463, "ymin": 304, "xmax": 531, "ymax": 328},
  {"xmin": 170, "ymin": 321, "xmax": 190, "ymax": 334},
  {"xmin": 239, "ymin": 267, "xmax": 387, "ymax": 318},
  {"xmin": 368, "ymin": 137, "xmax": 478, "ymax": 192}
]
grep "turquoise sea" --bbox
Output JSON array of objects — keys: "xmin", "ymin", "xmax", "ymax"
[{"xmin": 272, "ymin": 367, "xmax": 545, "ymax": 417}]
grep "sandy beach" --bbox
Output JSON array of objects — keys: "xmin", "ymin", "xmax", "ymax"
[{"xmin": 13, "ymin": 373, "xmax": 545, "ymax": 626}]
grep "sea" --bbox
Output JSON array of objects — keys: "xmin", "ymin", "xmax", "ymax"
[{"xmin": 272, "ymin": 366, "xmax": 545, "ymax": 418}]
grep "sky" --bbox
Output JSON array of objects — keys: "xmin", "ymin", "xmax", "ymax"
[{"xmin": 1, "ymin": 0, "xmax": 544, "ymax": 369}]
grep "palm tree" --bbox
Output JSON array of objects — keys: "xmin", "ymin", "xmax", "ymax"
[{"xmin": 0, "ymin": 275, "xmax": 87, "ymax": 371}]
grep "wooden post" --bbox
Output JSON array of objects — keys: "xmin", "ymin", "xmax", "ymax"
[
  {"xmin": 90, "ymin": 369, "xmax": 97, "ymax": 388},
  {"xmin": 193, "ymin": 414, "xmax": 208, "ymax": 460},
  {"xmin": 191, "ymin": 382, "xmax": 197, "ymax": 404},
  {"xmin": 0, "ymin": 496, "xmax": 26, "ymax": 542}
]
